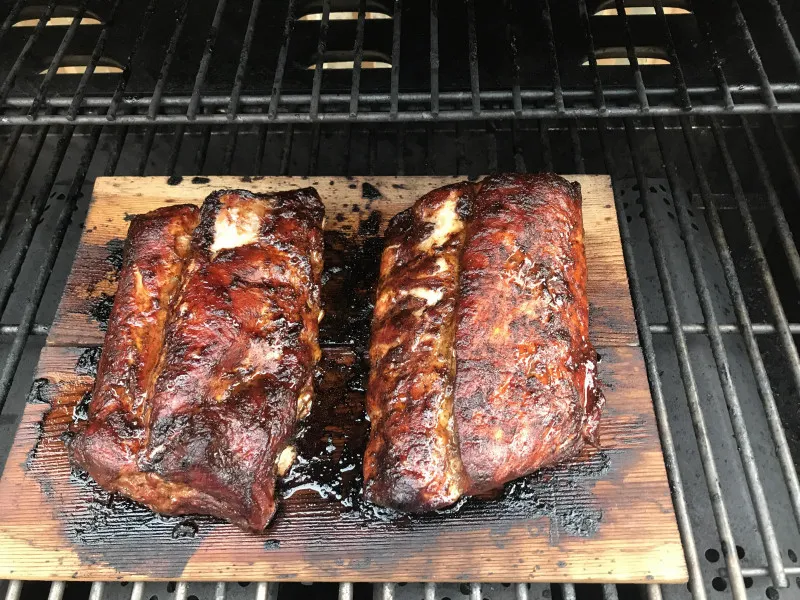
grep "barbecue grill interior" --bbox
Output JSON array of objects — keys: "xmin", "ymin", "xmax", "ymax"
[{"xmin": 1, "ymin": 0, "xmax": 800, "ymax": 598}]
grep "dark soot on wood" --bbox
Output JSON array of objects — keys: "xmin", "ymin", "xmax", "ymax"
[{"xmin": 75, "ymin": 347, "xmax": 103, "ymax": 377}]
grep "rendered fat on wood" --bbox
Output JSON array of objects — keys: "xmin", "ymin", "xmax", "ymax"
[{"xmin": 72, "ymin": 189, "xmax": 325, "ymax": 531}]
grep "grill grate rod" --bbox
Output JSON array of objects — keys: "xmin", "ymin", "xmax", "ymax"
[
  {"xmin": 685, "ymin": 0, "xmax": 734, "ymax": 109},
  {"xmin": 187, "ymin": 0, "xmax": 228, "ymax": 121},
  {"xmin": 28, "ymin": 0, "xmax": 88, "ymax": 120},
  {"xmin": 599, "ymin": 117, "xmax": 706, "ymax": 600},
  {"xmin": 227, "ymin": 0, "xmax": 263, "ymax": 120},
  {"xmin": 20, "ymin": 101, "xmax": 800, "ymax": 124},
  {"xmin": 767, "ymin": 0, "xmax": 800, "ymax": 79},
  {"xmin": 614, "ymin": 0, "xmax": 648, "ymax": 111},
  {"xmin": 0, "ymin": 125, "xmax": 76, "ymax": 314},
  {"xmin": 0, "ymin": 127, "xmax": 98, "ymax": 419},
  {"xmin": 0, "ymin": 125, "xmax": 23, "ymax": 179},
  {"xmin": 502, "ymin": 0, "xmax": 522, "ymax": 116},
  {"xmin": 653, "ymin": 0, "xmax": 691, "ymax": 110},
  {"xmin": 0, "ymin": 125, "xmax": 50, "ymax": 251},
  {"xmin": 18, "ymin": 83, "xmax": 800, "ymax": 112},
  {"xmin": 268, "ymin": 0, "xmax": 297, "ymax": 120},
  {"xmin": 0, "ymin": 0, "xmax": 25, "ymax": 48},
  {"xmin": 348, "ymin": 0, "xmax": 368, "ymax": 118},
  {"xmin": 653, "ymin": 118, "xmax": 788, "ymax": 589},
  {"xmin": 577, "ymin": 0, "xmax": 605, "ymax": 112},
  {"xmin": 466, "ymin": 0, "xmax": 481, "ymax": 116},
  {"xmin": 730, "ymin": 0, "xmax": 777, "ymax": 109},
  {"xmin": 148, "ymin": 0, "xmax": 191, "ymax": 121},
  {"xmin": 0, "ymin": 0, "xmax": 57, "ymax": 106},
  {"xmin": 429, "ymin": 0, "xmax": 440, "ymax": 116},
  {"xmin": 2, "ymin": 581, "xmax": 21, "ymax": 600},
  {"xmin": 106, "ymin": 0, "xmax": 158, "ymax": 121},
  {"xmin": 684, "ymin": 117, "xmax": 800, "ymax": 534},
  {"xmin": 389, "ymin": 0, "xmax": 402, "ymax": 117},
  {"xmin": 710, "ymin": 118, "xmax": 800, "ymax": 393},
  {"xmin": 649, "ymin": 322, "xmax": 800, "ymax": 334},
  {"xmin": 66, "ymin": 0, "xmax": 124, "ymax": 121},
  {"xmin": 741, "ymin": 117, "xmax": 800, "ymax": 291},
  {"xmin": 309, "ymin": 0, "xmax": 332, "ymax": 120},
  {"xmin": 625, "ymin": 117, "xmax": 748, "ymax": 599},
  {"xmin": 541, "ymin": 0, "xmax": 564, "ymax": 114}
]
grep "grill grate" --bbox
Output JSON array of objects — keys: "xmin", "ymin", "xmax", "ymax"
[
  {"xmin": 0, "ymin": 0, "xmax": 799, "ymax": 123},
  {"xmin": 0, "ymin": 117, "xmax": 799, "ymax": 599}
]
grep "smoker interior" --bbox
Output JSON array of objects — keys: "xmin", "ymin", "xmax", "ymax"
[{"xmin": 1, "ymin": 0, "xmax": 800, "ymax": 600}]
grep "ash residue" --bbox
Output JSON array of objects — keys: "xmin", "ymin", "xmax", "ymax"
[
  {"xmin": 89, "ymin": 292, "xmax": 114, "ymax": 331},
  {"xmin": 72, "ymin": 391, "xmax": 92, "ymax": 425},
  {"xmin": 26, "ymin": 378, "xmax": 51, "ymax": 404},
  {"xmin": 105, "ymin": 239, "xmax": 125, "ymax": 274},
  {"xmin": 75, "ymin": 347, "xmax": 102, "ymax": 377}
]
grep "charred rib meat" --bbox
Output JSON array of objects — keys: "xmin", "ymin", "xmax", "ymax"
[
  {"xmin": 71, "ymin": 189, "xmax": 325, "ymax": 531},
  {"xmin": 364, "ymin": 174, "xmax": 604, "ymax": 511}
]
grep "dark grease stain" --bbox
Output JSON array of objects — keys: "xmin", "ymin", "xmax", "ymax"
[
  {"xmin": 191, "ymin": 177, "xmax": 211, "ymax": 184},
  {"xmin": 264, "ymin": 539, "xmax": 281, "ymax": 550},
  {"xmin": 361, "ymin": 182, "xmax": 382, "ymax": 200},
  {"xmin": 26, "ymin": 378, "xmax": 51, "ymax": 404},
  {"xmin": 171, "ymin": 519, "xmax": 199, "ymax": 539},
  {"xmin": 75, "ymin": 347, "xmax": 102, "ymax": 377},
  {"xmin": 123, "ymin": 213, "xmax": 136, "ymax": 222},
  {"xmin": 335, "ymin": 213, "xmax": 345, "ymax": 223},
  {"xmin": 65, "ymin": 471, "xmax": 215, "ymax": 577},
  {"xmin": 358, "ymin": 211, "xmax": 382, "ymax": 237},
  {"xmin": 240, "ymin": 176, "xmax": 253, "ymax": 183},
  {"xmin": 167, "ymin": 175, "xmax": 183, "ymax": 186},
  {"xmin": 88, "ymin": 293, "xmax": 114, "ymax": 331},
  {"xmin": 105, "ymin": 239, "xmax": 125, "ymax": 274},
  {"xmin": 391, "ymin": 183, "xmax": 407, "ymax": 189}
]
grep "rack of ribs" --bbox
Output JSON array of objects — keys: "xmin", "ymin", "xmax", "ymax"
[
  {"xmin": 363, "ymin": 173, "xmax": 604, "ymax": 511},
  {"xmin": 71, "ymin": 188, "xmax": 325, "ymax": 531}
]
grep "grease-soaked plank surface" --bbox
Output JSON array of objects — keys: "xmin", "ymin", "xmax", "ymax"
[{"xmin": 0, "ymin": 176, "xmax": 686, "ymax": 583}]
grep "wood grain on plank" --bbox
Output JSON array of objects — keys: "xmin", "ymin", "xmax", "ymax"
[
  {"xmin": 0, "ymin": 345, "xmax": 685, "ymax": 582},
  {"xmin": 48, "ymin": 176, "xmax": 637, "ymax": 348}
]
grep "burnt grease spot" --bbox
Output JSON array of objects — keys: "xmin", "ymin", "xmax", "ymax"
[
  {"xmin": 191, "ymin": 177, "xmax": 211, "ymax": 184},
  {"xmin": 105, "ymin": 239, "xmax": 125, "ymax": 274},
  {"xmin": 75, "ymin": 347, "xmax": 102, "ymax": 377},
  {"xmin": 358, "ymin": 211, "xmax": 382, "ymax": 237},
  {"xmin": 361, "ymin": 182, "xmax": 382, "ymax": 200},
  {"xmin": 88, "ymin": 293, "xmax": 115, "ymax": 331},
  {"xmin": 167, "ymin": 175, "xmax": 183, "ymax": 186},
  {"xmin": 26, "ymin": 378, "xmax": 51, "ymax": 404}
]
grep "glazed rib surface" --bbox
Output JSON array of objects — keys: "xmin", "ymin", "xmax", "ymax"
[
  {"xmin": 72, "ymin": 189, "xmax": 324, "ymax": 531},
  {"xmin": 364, "ymin": 183, "xmax": 472, "ymax": 512},
  {"xmin": 364, "ymin": 174, "xmax": 604, "ymax": 510},
  {"xmin": 454, "ymin": 174, "xmax": 603, "ymax": 495}
]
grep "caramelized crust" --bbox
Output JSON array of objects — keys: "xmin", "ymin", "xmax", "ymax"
[
  {"xmin": 363, "ymin": 183, "xmax": 472, "ymax": 512},
  {"xmin": 72, "ymin": 189, "xmax": 324, "ymax": 532},
  {"xmin": 454, "ymin": 174, "xmax": 603, "ymax": 494},
  {"xmin": 364, "ymin": 174, "xmax": 604, "ymax": 510},
  {"xmin": 71, "ymin": 205, "xmax": 199, "ymax": 490}
]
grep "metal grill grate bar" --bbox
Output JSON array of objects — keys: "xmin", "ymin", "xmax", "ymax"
[
  {"xmin": 187, "ymin": 0, "xmax": 228, "ymax": 121},
  {"xmin": 148, "ymin": 0, "xmax": 191, "ymax": 121},
  {"xmin": 228, "ymin": 0, "xmax": 263, "ymax": 120},
  {"xmin": 598, "ymin": 118, "xmax": 707, "ymax": 600},
  {"xmin": 653, "ymin": 118, "xmax": 788, "ymax": 588}
]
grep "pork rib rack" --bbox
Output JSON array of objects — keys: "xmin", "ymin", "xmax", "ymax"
[
  {"xmin": 71, "ymin": 188, "xmax": 325, "ymax": 531},
  {"xmin": 364, "ymin": 174, "xmax": 604, "ymax": 512}
]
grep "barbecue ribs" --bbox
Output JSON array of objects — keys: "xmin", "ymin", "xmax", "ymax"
[
  {"xmin": 364, "ymin": 174, "xmax": 604, "ymax": 511},
  {"xmin": 71, "ymin": 189, "xmax": 325, "ymax": 531}
]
